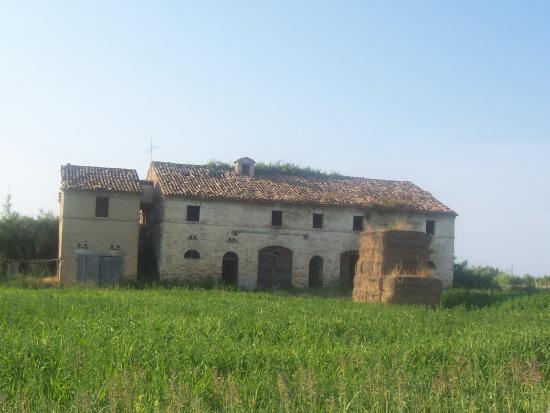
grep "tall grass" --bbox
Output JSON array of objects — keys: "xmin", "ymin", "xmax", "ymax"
[{"xmin": 0, "ymin": 286, "xmax": 549, "ymax": 412}]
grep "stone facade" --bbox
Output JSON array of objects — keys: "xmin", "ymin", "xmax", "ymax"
[
  {"xmin": 150, "ymin": 197, "xmax": 455, "ymax": 288},
  {"xmin": 58, "ymin": 160, "xmax": 456, "ymax": 288},
  {"xmin": 58, "ymin": 190, "xmax": 141, "ymax": 283}
]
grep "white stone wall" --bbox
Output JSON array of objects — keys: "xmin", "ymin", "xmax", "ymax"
[
  {"xmin": 152, "ymin": 198, "xmax": 456, "ymax": 288},
  {"xmin": 58, "ymin": 190, "xmax": 141, "ymax": 283}
]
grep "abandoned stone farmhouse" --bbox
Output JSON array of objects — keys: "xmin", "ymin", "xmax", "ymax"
[{"xmin": 58, "ymin": 158, "xmax": 456, "ymax": 288}]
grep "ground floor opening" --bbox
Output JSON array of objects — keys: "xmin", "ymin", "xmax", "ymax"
[
  {"xmin": 257, "ymin": 246, "xmax": 293, "ymax": 289},
  {"xmin": 340, "ymin": 251, "xmax": 359, "ymax": 288},
  {"xmin": 222, "ymin": 252, "xmax": 238, "ymax": 286}
]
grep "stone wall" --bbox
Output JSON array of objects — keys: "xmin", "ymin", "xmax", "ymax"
[
  {"xmin": 58, "ymin": 190, "xmax": 141, "ymax": 283},
  {"xmin": 152, "ymin": 197, "xmax": 455, "ymax": 288}
]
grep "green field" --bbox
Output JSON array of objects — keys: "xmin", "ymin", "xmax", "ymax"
[{"xmin": 0, "ymin": 286, "xmax": 549, "ymax": 412}]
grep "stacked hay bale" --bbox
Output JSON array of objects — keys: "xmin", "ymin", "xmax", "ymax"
[{"xmin": 352, "ymin": 230, "xmax": 442, "ymax": 306}]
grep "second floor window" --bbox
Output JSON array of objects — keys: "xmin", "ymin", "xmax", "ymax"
[
  {"xmin": 186, "ymin": 205, "xmax": 200, "ymax": 222},
  {"xmin": 271, "ymin": 210, "xmax": 283, "ymax": 227},
  {"xmin": 426, "ymin": 220, "xmax": 436, "ymax": 235},
  {"xmin": 353, "ymin": 215, "xmax": 363, "ymax": 231},
  {"xmin": 312, "ymin": 213, "xmax": 323, "ymax": 229},
  {"xmin": 95, "ymin": 196, "xmax": 109, "ymax": 217}
]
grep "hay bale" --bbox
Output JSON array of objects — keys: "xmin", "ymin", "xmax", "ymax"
[
  {"xmin": 352, "ymin": 275, "xmax": 384, "ymax": 302},
  {"xmin": 358, "ymin": 230, "xmax": 432, "ymax": 276},
  {"xmin": 380, "ymin": 276, "xmax": 442, "ymax": 307},
  {"xmin": 353, "ymin": 230, "xmax": 442, "ymax": 306}
]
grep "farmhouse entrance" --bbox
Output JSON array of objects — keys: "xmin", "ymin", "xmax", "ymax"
[
  {"xmin": 221, "ymin": 252, "xmax": 238, "ymax": 286},
  {"xmin": 340, "ymin": 251, "xmax": 359, "ymax": 288},
  {"xmin": 308, "ymin": 256, "xmax": 323, "ymax": 287},
  {"xmin": 257, "ymin": 246, "xmax": 293, "ymax": 289},
  {"xmin": 77, "ymin": 254, "xmax": 122, "ymax": 285}
]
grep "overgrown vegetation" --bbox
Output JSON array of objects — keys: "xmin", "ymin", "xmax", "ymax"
[
  {"xmin": 206, "ymin": 160, "xmax": 232, "ymax": 173},
  {"xmin": 255, "ymin": 161, "xmax": 343, "ymax": 178},
  {"xmin": 207, "ymin": 159, "xmax": 343, "ymax": 178},
  {"xmin": 0, "ymin": 286, "xmax": 548, "ymax": 411},
  {"xmin": 453, "ymin": 260, "xmax": 550, "ymax": 290},
  {"xmin": 0, "ymin": 195, "xmax": 58, "ymax": 277}
]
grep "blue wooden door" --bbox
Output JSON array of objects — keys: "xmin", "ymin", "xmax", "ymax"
[
  {"xmin": 77, "ymin": 254, "xmax": 100, "ymax": 284},
  {"xmin": 98, "ymin": 256, "xmax": 122, "ymax": 285}
]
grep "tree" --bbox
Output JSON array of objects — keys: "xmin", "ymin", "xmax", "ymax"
[
  {"xmin": 0, "ymin": 206, "xmax": 58, "ymax": 277},
  {"xmin": 2, "ymin": 192, "xmax": 14, "ymax": 218}
]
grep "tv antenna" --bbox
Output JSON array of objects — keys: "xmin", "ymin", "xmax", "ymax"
[{"xmin": 145, "ymin": 139, "xmax": 160, "ymax": 162}]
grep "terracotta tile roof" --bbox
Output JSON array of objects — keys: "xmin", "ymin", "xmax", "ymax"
[
  {"xmin": 61, "ymin": 164, "xmax": 142, "ymax": 193},
  {"xmin": 149, "ymin": 162, "xmax": 455, "ymax": 215}
]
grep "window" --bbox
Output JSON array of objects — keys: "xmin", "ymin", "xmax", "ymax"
[
  {"xmin": 184, "ymin": 250, "xmax": 200, "ymax": 259},
  {"xmin": 241, "ymin": 164, "xmax": 251, "ymax": 176},
  {"xmin": 426, "ymin": 220, "xmax": 436, "ymax": 235},
  {"xmin": 271, "ymin": 210, "xmax": 283, "ymax": 227},
  {"xmin": 186, "ymin": 205, "xmax": 200, "ymax": 222},
  {"xmin": 95, "ymin": 196, "xmax": 109, "ymax": 217},
  {"xmin": 353, "ymin": 216, "xmax": 363, "ymax": 231},
  {"xmin": 312, "ymin": 213, "xmax": 323, "ymax": 229}
]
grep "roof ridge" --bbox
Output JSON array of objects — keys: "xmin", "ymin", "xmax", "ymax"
[
  {"xmin": 150, "ymin": 160, "xmax": 412, "ymax": 183},
  {"xmin": 60, "ymin": 164, "xmax": 142, "ymax": 194},
  {"xmin": 149, "ymin": 160, "xmax": 455, "ymax": 214},
  {"xmin": 63, "ymin": 163, "xmax": 138, "ymax": 172}
]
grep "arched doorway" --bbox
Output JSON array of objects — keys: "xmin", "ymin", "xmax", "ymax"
[
  {"xmin": 222, "ymin": 252, "xmax": 238, "ymax": 286},
  {"xmin": 258, "ymin": 246, "xmax": 293, "ymax": 289},
  {"xmin": 308, "ymin": 256, "xmax": 323, "ymax": 287},
  {"xmin": 340, "ymin": 250, "xmax": 359, "ymax": 288}
]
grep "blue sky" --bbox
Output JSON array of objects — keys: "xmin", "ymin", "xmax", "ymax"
[{"xmin": 1, "ymin": 1, "xmax": 549, "ymax": 275}]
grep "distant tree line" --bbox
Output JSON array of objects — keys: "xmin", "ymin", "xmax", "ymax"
[
  {"xmin": 0, "ymin": 194, "xmax": 58, "ymax": 277},
  {"xmin": 453, "ymin": 261, "xmax": 550, "ymax": 290}
]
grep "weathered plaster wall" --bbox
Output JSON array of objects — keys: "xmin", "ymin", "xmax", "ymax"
[
  {"xmin": 153, "ymin": 198, "xmax": 455, "ymax": 288},
  {"xmin": 58, "ymin": 190, "xmax": 141, "ymax": 283}
]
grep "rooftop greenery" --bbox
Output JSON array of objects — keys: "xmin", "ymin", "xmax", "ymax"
[{"xmin": 206, "ymin": 160, "xmax": 343, "ymax": 178}]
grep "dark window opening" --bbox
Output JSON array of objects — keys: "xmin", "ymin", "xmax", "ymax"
[
  {"xmin": 340, "ymin": 251, "xmax": 359, "ymax": 288},
  {"xmin": 353, "ymin": 216, "xmax": 363, "ymax": 231},
  {"xmin": 184, "ymin": 250, "xmax": 200, "ymax": 259},
  {"xmin": 95, "ymin": 196, "xmax": 109, "ymax": 217},
  {"xmin": 426, "ymin": 220, "xmax": 436, "ymax": 235},
  {"xmin": 272, "ymin": 210, "xmax": 283, "ymax": 227},
  {"xmin": 222, "ymin": 252, "xmax": 238, "ymax": 286},
  {"xmin": 186, "ymin": 205, "xmax": 200, "ymax": 222},
  {"xmin": 428, "ymin": 260, "xmax": 436, "ymax": 269},
  {"xmin": 308, "ymin": 256, "xmax": 323, "ymax": 287},
  {"xmin": 312, "ymin": 213, "xmax": 323, "ymax": 229},
  {"xmin": 241, "ymin": 164, "xmax": 251, "ymax": 176}
]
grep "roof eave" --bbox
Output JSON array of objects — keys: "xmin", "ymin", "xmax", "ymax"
[{"xmin": 158, "ymin": 192, "xmax": 456, "ymax": 215}]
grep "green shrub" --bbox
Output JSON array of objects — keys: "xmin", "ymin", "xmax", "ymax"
[
  {"xmin": 206, "ymin": 159, "xmax": 343, "ymax": 178},
  {"xmin": 452, "ymin": 261, "xmax": 499, "ymax": 289},
  {"xmin": 0, "ymin": 210, "xmax": 58, "ymax": 277}
]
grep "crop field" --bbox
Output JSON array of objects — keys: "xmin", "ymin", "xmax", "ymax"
[{"xmin": 0, "ymin": 286, "xmax": 549, "ymax": 412}]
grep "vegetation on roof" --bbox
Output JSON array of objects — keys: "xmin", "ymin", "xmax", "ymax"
[
  {"xmin": 206, "ymin": 160, "xmax": 232, "ymax": 172},
  {"xmin": 206, "ymin": 159, "xmax": 342, "ymax": 178},
  {"xmin": 255, "ymin": 161, "xmax": 343, "ymax": 178}
]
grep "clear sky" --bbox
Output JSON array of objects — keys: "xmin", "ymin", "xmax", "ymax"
[{"xmin": 1, "ymin": 1, "xmax": 549, "ymax": 275}]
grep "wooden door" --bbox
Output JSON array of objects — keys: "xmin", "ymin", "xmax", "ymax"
[
  {"xmin": 77, "ymin": 254, "xmax": 99, "ymax": 284},
  {"xmin": 222, "ymin": 252, "xmax": 238, "ymax": 286},
  {"xmin": 258, "ymin": 247, "xmax": 292, "ymax": 289},
  {"xmin": 98, "ymin": 256, "xmax": 122, "ymax": 285}
]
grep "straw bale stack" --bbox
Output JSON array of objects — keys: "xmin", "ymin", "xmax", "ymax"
[{"xmin": 352, "ymin": 230, "xmax": 442, "ymax": 306}]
